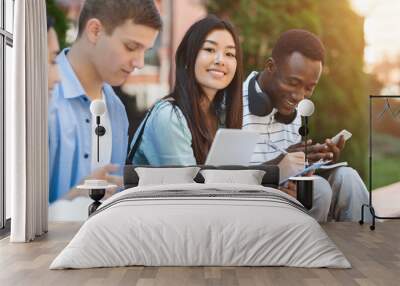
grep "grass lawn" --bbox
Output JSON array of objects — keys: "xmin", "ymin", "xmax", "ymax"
[
  {"xmin": 371, "ymin": 132, "xmax": 400, "ymax": 190},
  {"xmin": 372, "ymin": 156, "xmax": 400, "ymax": 190}
]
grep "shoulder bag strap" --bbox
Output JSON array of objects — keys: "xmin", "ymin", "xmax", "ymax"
[{"xmin": 125, "ymin": 98, "xmax": 175, "ymax": 164}]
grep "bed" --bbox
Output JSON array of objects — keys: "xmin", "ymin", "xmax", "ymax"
[{"xmin": 50, "ymin": 165, "xmax": 350, "ymax": 269}]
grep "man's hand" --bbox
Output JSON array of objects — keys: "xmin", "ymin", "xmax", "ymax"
[
  {"xmin": 324, "ymin": 135, "xmax": 345, "ymax": 163},
  {"xmin": 286, "ymin": 139, "xmax": 313, "ymax": 153},
  {"xmin": 279, "ymin": 181, "xmax": 297, "ymax": 198},
  {"xmin": 63, "ymin": 164, "xmax": 123, "ymax": 201},
  {"xmin": 278, "ymin": 152, "xmax": 305, "ymax": 183},
  {"xmin": 103, "ymin": 174, "xmax": 123, "ymax": 200},
  {"xmin": 287, "ymin": 140, "xmax": 334, "ymax": 163},
  {"xmin": 86, "ymin": 164, "xmax": 121, "ymax": 181}
]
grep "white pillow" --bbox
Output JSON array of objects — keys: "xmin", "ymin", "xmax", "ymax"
[
  {"xmin": 200, "ymin": 169, "xmax": 266, "ymax": 185},
  {"xmin": 135, "ymin": 167, "xmax": 200, "ymax": 186}
]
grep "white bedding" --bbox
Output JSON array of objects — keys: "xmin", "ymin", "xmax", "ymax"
[{"xmin": 50, "ymin": 183, "xmax": 350, "ymax": 269}]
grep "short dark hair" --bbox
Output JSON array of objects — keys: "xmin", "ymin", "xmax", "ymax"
[
  {"xmin": 47, "ymin": 16, "xmax": 55, "ymax": 31},
  {"xmin": 272, "ymin": 29, "xmax": 325, "ymax": 65},
  {"xmin": 78, "ymin": 0, "xmax": 162, "ymax": 37}
]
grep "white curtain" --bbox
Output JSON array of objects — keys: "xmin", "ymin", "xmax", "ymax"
[{"xmin": 7, "ymin": 0, "xmax": 48, "ymax": 242}]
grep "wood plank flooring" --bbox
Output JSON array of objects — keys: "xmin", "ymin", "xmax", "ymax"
[{"xmin": 0, "ymin": 221, "xmax": 399, "ymax": 286}]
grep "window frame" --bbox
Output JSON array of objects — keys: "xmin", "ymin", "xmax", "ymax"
[{"xmin": 0, "ymin": 0, "xmax": 13, "ymax": 233}]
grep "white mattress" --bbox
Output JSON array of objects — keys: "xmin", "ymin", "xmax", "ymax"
[{"xmin": 50, "ymin": 183, "xmax": 350, "ymax": 269}]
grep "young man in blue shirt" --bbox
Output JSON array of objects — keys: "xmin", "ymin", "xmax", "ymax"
[{"xmin": 49, "ymin": 0, "xmax": 162, "ymax": 203}]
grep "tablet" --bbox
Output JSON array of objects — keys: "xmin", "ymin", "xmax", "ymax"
[
  {"xmin": 280, "ymin": 160, "xmax": 331, "ymax": 184},
  {"xmin": 205, "ymin": 129, "xmax": 260, "ymax": 166}
]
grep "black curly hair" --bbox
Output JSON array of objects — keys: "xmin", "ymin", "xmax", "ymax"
[{"xmin": 272, "ymin": 29, "xmax": 325, "ymax": 66}]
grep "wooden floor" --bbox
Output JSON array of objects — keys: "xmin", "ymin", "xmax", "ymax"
[{"xmin": 0, "ymin": 221, "xmax": 399, "ymax": 286}]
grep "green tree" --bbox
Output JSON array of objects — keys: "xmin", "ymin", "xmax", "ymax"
[
  {"xmin": 46, "ymin": 0, "xmax": 68, "ymax": 49},
  {"xmin": 208, "ymin": 0, "xmax": 368, "ymax": 178},
  {"xmin": 313, "ymin": 1, "xmax": 367, "ymax": 177}
]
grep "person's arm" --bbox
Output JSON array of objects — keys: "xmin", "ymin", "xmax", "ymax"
[
  {"xmin": 143, "ymin": 103, "xmax": 196, "ymax": 165},
  {"xmin": 276, "ymin": 152, "xmax": 306, "ymax": 183},
  {"xmin": 279, "ymin": 181, "xmax": 297, "ymax": 198},
  {"xmin": 287, "ymin": 140, "xmax": 334, "ymax": 162},
  {"xmin": 261, "ymin": 154, "xmax": 285, "ymax": 166},
  {"xmin": 324, "ymin": 136, "xmax": 346, "ymax": 163},
  {"xmin": 63, "ymin": 164, "xmax": 123, "ymax": 200},
  {"xmin": 261, "ymin": 151, "xmax": 314, "ymax": 186}
]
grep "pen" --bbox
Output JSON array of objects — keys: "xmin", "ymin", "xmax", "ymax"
[{"xmin": 267, "ymin": 142, "xmax": 288, "ymax": 155}]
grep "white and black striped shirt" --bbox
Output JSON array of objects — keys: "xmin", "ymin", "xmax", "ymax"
[{"xmin": 242, "ymin": 72, "xmax": 302, "ymax": 164}]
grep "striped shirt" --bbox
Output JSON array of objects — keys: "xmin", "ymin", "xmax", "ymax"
[{"xmin": 242, "ymin": 71, "xmax": 302, "ymax": 164}]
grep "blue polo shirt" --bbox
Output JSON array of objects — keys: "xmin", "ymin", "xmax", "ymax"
[{"xmin": 48, "ymin": 48, "xmax": 129, "ymax": 203}]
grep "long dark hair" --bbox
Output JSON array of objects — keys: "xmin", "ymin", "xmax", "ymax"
[{"xmin": 169, "ymin": 15, "xmax": 243, "ymax": 164}]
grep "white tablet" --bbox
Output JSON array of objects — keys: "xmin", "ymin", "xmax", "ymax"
[{"xmin": 205, "ymin": 129, "xmax": 260, "ymax": 166}]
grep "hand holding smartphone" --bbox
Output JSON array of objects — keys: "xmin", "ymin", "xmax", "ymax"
[{"xmin": 331, "ymin": 129, "xmax": 352, "ymax": 145}]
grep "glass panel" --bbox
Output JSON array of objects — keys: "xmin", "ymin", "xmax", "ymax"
[
  {"xmin": 0, "ymin": 0, "xmax": 3, "ymax": 30},
  {"xmin": 0, "ymin": 38, "xmax": 4, "ymax": 227},
  {"xmin": 5, "ymin": 0, "xmax": 13, "ymax": 34},
  {"xmin": 371, "ymin": 97, "xmax": 400, "ymax": 188},
  {"xmin": 5, "ymin": 43, "xmax": 12, "ymax": 219}
]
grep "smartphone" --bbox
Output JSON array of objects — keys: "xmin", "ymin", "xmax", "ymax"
[{"xmin": 331, "ymin": 129, "xmax": 352, "ymax": 144}]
